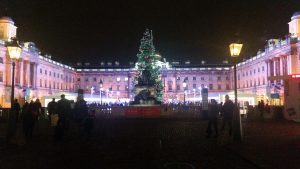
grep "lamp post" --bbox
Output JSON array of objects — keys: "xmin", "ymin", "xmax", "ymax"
[
  {"xmin": 99, "ymin": 80, "xmax": 103, "ymax": 105},
  {"xmin": 229, "ymin": 42, "xmax": 243, "ymax": 141},
  {"xmin": 182, "ymin": 80, "xmax": 187, "ymax": 105},
  {"xmin": 6, "ymin": 38, "xmax": 22, "ymax": 142}
]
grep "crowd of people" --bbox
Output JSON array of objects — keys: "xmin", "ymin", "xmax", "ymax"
[{"xmin": 10, "ymin": 94, "xmax": 272, "ymax": 142}]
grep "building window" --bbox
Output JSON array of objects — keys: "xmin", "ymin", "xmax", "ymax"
[
  {"xmin": 117, "ymin": 85, "xmax": 120, "ymax": 91},
  {"xmin": 250, "ymin": 70, "xmax": 252, "ymax": 75},
  {"xmin": 0, "ymin": 71, "xmax": 3, "ymax": 82},
  {"xmin": 201, "ymin": 84, "xmax": 204, "ymax": 88},
  {"xmin": 209, "ymin": 84, "xmax": 213, "ymax": 90},
  {"xmin": 177, "ymin": 77, "xmax": 180, "ymax": 81},
  {"xmin": 258, "ymin": 68, "xmax": 260, "ymax": 72},
  {"xmin": 45, "ymin": 70, "xmax": 47, "ymax": 75},
  {"xmin": 49, "ymin": 71, "xmax": 51, "ymax": 76},
  {"xmin": 77, "ymin": 78, "xmax": 81, "ymax": 82},
  {"xmin": 262, "ymin": 66, "xmax": 264, "ymax": 71},
  {"xmin": 218, "ymin": 84, "xmax": 221, "ymax": 90},
  {"xmin": 226, "ymin": 84, "xmax": 230, "ymax": 90},
  {"xmin": 176, "ymin": 85, "xmax": 180, "ymax": 90},
  {"xmin": 201, "ymin": 77, "xmax": 204, "ymax": 80},
  {"xmin": 217, "ymin": 76, "xmax": 221, "ymax": 81},
  {"xmin": 44, "ymin": 80, "xmax": 47, "ymax": 88},
  {"xmin": 168, "ymin": 84, "xmax": 172, "ymax": 91},
  {"xmin": 263, "ymin": 78, "xmax": 265, "ymax": 85},
  {"xmin": 40, "ymin": 79, "xmax": 42, "ymax": 87},
  {"xmin": 40, "ymin": 68, "xmax": 42, "ymax": 74},
  {"xmin": 53, "ymin": 82, "xmax": 56, "ymax": 89},
  {"xmin": 193, "ymin": 77, "xmax": 196, "ymax": 80},
  {"xmin": 254, "ymin": 69, "xmax": 256, "ymax": 74},
  {"xmin": 226, "ymin": 76, "xmax": 230, "ymax": 80},
  {"xmin": 193, "ymin": 84, "xmax": 196, "ymax": 89},
  {"xmin": 238, "ymin": 74, "xmax": 240, "ymax": 80},
  {"xmin": 94, "ymin": 77, "xmax": 97, "ymax": 82},
  {"xmin": 85, "ymin": 78, "xmax": 88, "ymax": 82},
  {"xmin": 125, "ymin": 85, "xmax": 128, "ymax": 90},
  {"xmin": 185, "ymin": 77, "xmax": 188, "ymax": 81},
  {"xmin": 0, "ymin": 57, "xmax": 3, "ymax": 64},
  {"xmin": 54, "ymin": 72, "xmax": 56, "ymax": 77}
]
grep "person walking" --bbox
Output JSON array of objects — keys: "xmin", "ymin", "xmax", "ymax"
[
  {"xmin": 206, "ymin": 99, "xmax": 219, "ymax": 138},
  {"xmin": 55, "ymin": 94, "xmax": 71, "ymax": 142},
  {"xmin": 221, "ymin": 95, "xmax": 234, "ymax": 136}
]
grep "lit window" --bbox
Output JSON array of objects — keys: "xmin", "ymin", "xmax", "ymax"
[
  {"xmin": 125, "ymin": 77, "xmax": 128, "ymax": 81},
  {"xmin": 193, "ymin": 77, "xmax": 196, "ymax": 80},
  {"xmin": 117, "ymin": 77, "xmax": 120, "ymax": 82}
]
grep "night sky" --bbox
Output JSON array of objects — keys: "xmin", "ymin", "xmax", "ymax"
[{"xmin": 1, "ymin": 0, "xmax": 300, "ymax": 65}]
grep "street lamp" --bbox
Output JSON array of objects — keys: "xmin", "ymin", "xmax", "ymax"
[
  {"xmin": 6, "ymin": 37, "xmax": 22, "ymax": 142},
  {"xmin": 182, "ymin": 80, "xmax": 187, "ymax": 105},
  {"xmin": 229, "ymin": 42, "xmax": 243, "ymax": 141},
  {"xmin": 99, "ymin": 80, "xmax": 103, "ymax": 105}
]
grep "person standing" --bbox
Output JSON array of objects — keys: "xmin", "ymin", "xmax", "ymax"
[
  {"xmin": 23, "ymin": 100, "xmax": 35, "ymax": 140},
  {"xmin": 73, "ymin": 96, "xmax": 88, "ymax": 137},
  {"xmin": 206, "ymin": 99, "xmax": 219, "ymax": 138},
  {"xmin": 221, "ymin": 95, "xmax": 234, "ymax": 136},
  {"xmin": 55, "ymin": 94, "xmax": 71, "ymax": 142},
  {"xmin": 13, "ymin": 99, "xmax": 21, "ymax": 123},
  {"xmin": 47, "ymin": 98, "xmax": 58, "ymax": 124},
  {"xmin": 34, "ymin": 99, "xmax": 42, "ymax": 120}
]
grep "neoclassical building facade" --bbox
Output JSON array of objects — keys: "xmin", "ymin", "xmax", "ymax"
[{"xmin": 0, "ymin": 12, "xmax": 300, "ymax": 107}]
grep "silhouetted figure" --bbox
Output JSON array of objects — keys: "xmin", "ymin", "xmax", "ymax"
[
  {"xmin": 23, "ymin": 101, "xmax": 35, "ymax": 140},
  {"xmin": 34, "ymin": 99, "xmax": 42, "ymax": 120},
  {"xmin": 55, "ymin": 94, "xmax": 71, "ymax": 142},
  {"xmin": 73, "ymin": 96, "xmax": 88, "ymax": 137},
  {"xmin": 258, "ymin": 100, "xmax": 265, "ymax": 118},
  {"xmin": 47, "ymin": 98, "xmax": 58, "ymax": 123},
  {"xmin": 13, "ymin": 99, "xmax": 21, "ymax": 123},
  {"xmin": 221, "ymin": 95, "xmax": 234, "ymax": 136},
  {"xmin": 206, "ymin": 99, "xmax": 219, "ymax": 138}
]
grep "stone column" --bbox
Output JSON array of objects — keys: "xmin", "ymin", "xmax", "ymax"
[
  {"xmin": 287, "ymin": 55, "xmax": 292, "ymax": 75},
  {"xmin": 19, "ymin": 60, "xmax": 24, "ymax": 87},
  {"xmin": 27, "ymin": 61, "xmax": 31, "ymax": 87}
]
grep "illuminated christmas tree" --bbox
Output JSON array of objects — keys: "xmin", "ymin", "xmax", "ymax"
[{"xmin": 133, "ymin": 29, "xmax": 163, "ymax": 103}]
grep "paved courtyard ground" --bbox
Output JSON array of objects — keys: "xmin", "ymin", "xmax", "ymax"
[{"xmin": 0, "ymin": 117, "xmax": 299, "ymax": 169}]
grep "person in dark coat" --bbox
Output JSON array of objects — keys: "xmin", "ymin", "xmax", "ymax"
[
  {"xmin": 34, "ymin": 99, "xmax": 42, "ymax": 120},
  {"xmin": 55, "ymin": 94, "xmax": 71, "ymax": 142},
  {"xmin": 221, "ymin": 95, "xmax": 234, "ymax": 136},
  {"xmin": 23, "ymin": 101, "xmax": 35, "ymax": 140},
  {"xmin": 73, "ymin": 96, "xmax": 88, "ymax": 136},
  {"xmin": 47, "ymin": 98, "xmax": 58, "ymax": 123},
  {"xmin": 13, "ymin": 99, "xmax": 21, "ymax": 123},
  {"xmin": 206, "ymin": 99, "xmax": 219, "ymax": 138}
]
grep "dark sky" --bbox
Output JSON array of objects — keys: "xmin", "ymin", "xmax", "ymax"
[{"xmin": 1, "ymin": 0, "xmax": 300, "ymax": 65}]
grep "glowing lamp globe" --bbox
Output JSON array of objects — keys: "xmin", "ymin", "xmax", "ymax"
[
  {"xmin": 7, "ymin": 38, "xmax": 22, "ymax": 60},
  {"xmin": 229, "ymin": 43, "xmax": 243, "ymax": 57},
  {"xmin": 182, "ymin": 81, "xmax": 187, "ymax": 88}
]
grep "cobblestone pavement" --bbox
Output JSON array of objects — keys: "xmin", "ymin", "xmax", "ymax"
[{"xmin": 0, "ymin": 118, "xmax": 299, "ymax": 169}]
